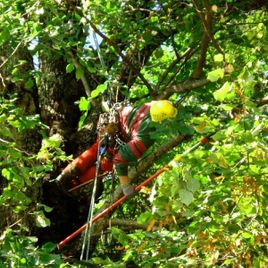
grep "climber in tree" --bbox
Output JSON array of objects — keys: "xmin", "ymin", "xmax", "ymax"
[{"xmin": 56, "ymin": 100, "xmax": 177, "ymax": 197}]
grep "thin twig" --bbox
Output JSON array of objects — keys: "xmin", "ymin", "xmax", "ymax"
[
  {"xmin": 0, "ymin": 72, "xmax": 6, "ymax": 88},
  {"xmin": 171, "ymin": 35, "xmax": 180, "ymax": 58},
  {"xmin": 0, "ymin": 40, "xmax": 23, "ymax": 70},
  {"xmin": 159, "ymin": 47, "xmax": 198, "ymax": 93},
  {"xmin": 156, "ymin": 48, "xmax": 194, "ymax": 91},
  {"xmin": 0, "ymin": 138, "xmax": 31, "ymax": 156}
]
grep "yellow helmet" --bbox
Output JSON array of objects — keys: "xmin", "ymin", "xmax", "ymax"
[{"xmin": 150, "ymin": 100, "xmax": 177, "ymax": 122}]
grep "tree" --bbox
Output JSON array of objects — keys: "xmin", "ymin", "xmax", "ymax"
[{"xmin": 0, "ymin": 0, "xmax": 267, "ymax": 267}]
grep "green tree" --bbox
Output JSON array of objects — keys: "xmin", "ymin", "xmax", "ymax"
[{"xmin": 0, "ymin": 0, "xmax": 267, "ymax": 267}]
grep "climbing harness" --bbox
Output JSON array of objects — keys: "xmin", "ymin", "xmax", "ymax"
[{"xmin": 114, "ymin": 134, "xmax": 126, "ymax": 150}]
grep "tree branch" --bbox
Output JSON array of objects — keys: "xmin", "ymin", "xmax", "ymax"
[
  {"xmin": 131, "ymin": 134, "xmax": 190, "ymax": 182},
  {"xmin": 107, "ymin": 218, "xmax": 147, "ymax": 230},
  {"xmin": 160, "ymin": 47, "xmax": 198, "ymax": 93},
  {"xmin": 156, "ymin": 48, "xmax": 195, "ymax": 91},
  {"xmin": 69, "ymin": 51, "xmax": 91, "ymax": 97},
  {"xmin": 256, "ymin": 96, "xmax": 268, "ymax": 106},
  {"xmin": 192, "ymin": 0, "xmax": 225, "ymax": 79},
  {"xmin": 159, "ymin": 78, "xmax": 210, "ymax": 99},
  {"xmin": 192, "ymin": 0, "xmax": 213, "ymax": 79},
  {"xmin": 0, "ymin": 40, "xmax": 23, "ymax": 70}
]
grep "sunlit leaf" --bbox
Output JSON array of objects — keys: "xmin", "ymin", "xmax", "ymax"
[
  {"xmin": 213, "ymin": 82, "xmax": 236, "ymax": 102},
  {"xmin": 66, "ymin": 63, "xmax": 75, "ymax": 73},
  {"xmin": 219, "ymin": 155, "xmax": 229, "ymax": 168},
  {"xmin": 207, "ymin": 68, "xmax": 224, "ymax": 82},
  {"xmin": 78, "ymin": 96, "xmax": 90, "ymax": 111},
  {"xmin": 214, "ymin": 54, "xmax": 224, "ymax": 62},
  {"xmin": 91, "ymin": 84, "xmax": 107, "ymax": 98}
]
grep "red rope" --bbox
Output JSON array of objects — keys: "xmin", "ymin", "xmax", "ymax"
[{"xmin": 57, "ymin": 164, "xmax": 170, "ymax": 250}]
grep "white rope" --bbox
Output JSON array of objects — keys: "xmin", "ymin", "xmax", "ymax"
[
  {"xmin": 91, "ymin": 27, "xmax": 115, "ymax": 105},
  {"xmin": 80, "ymin": 139, "xmax": 104, "ymax": 261},
  {"xmin": 92, "ymin": 31, "xmax": 106, "ymax": 71}
]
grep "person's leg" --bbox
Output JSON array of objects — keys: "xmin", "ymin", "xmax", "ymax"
[
  {"xmin": 79, "ymin": 157, "xmax": 113, "ymax": 184},
  {"xmin": 75, "ymin": 142, "xmax": 99, "ymax": 173}
]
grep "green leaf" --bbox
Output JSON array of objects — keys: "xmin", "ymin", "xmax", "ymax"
[
  {"xmin": 41, "ymin": 242, "xmax": 56, "ymax": 253},
  {"xmin": 78, "ymin": 111, "xmax": 88, "ymax": 129},
  {"xmin": 186, "ymin": 177, "xmax": 200, "ymax": 192},
  {"xmin": 212, "ymin": 131, "xmax": 226, "ymax": 141},
  {"xmin": 150, "ymin": 16, "xmax": 159, "ymax": 23},
  {"xmin": 2, "ymin": 168, "xmax": 13, "ymax": 180},
  {"xmin": 37, "ymin": 203, "xmax": 53, "ymax": 213},
  {"xmin": 91, "ymin": 84, "xmax": 107, "ymax": 98},
  {"xmin": 87, "ymin": 64, "xmax": 96, "ymax": 73},
  {"xmin": 207, "ymin": 68, "xmax": 224, "ymax": 82},
  {"xmin": 214, "ymin": 54, "xmax": 224, "ymax": 62},
  {"xmin": 213, "ymin": 82, "xmax": 236, "ymax": 102},
  {"xmin": 11, "ymin": 67, "xmax": 19, "ymax": 75},
  {"xmin": 154, "ymin": 48, "xmax": 163, "ymax": 58},
  {"xmin": 66, "ymin": 63, "xmax": 75, "ymax": 73},
  {"xmin": 20, "ymin": 258, "xmax": 27, "ymax": 264},
  {"xmin": 75, "ymin": 67, "xmax": 84, "ymax": 80},
  {"xmin": 179, "ymin": 189, "xmax": 194, "ymax": 205},
  {"xmin": 25, "ymin": 79, "xmax": 34, "ymax": 89},
  {"xmin": 34, "ymin": 211, "xmax": 51, "ymax": 228},
  {"xmin": 78, "ymin": 96, "xmax": 91, "ymax": 111},
  {"xmin": 238, "ymin": 196, "xmax": 256, "ymax": 216},
  {"xmin": 221, "ymin": 104, "xmax": 234, "ymax": 111},
  {"xmin": 137, "ymin": 211, "xmax": 154, "ymax": 225},
  {"xmin": 111, "ymin": 227, "xmax": 129, "ymax": 246},
  {"xmin": 241, "ymin": 232, "xmax": 253, "ymax": 239},
  {"xmin": 153, "ymin": 196, "xmax": 169, "ymax": 207}
]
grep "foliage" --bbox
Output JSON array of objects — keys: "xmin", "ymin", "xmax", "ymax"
[
  {"xmin": 0, "ymin": 0, "xmax": 268, "ymax": 267},
  {"xmin": 0, "ymin": 98, "xmax": 73, "ymax": 266},
  {"xmin": 0, "ymin": 229, "xmax": 66, "ymax": 267}
]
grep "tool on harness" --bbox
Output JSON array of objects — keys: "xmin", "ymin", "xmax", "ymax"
[
  {"xmin": 97, "ymin": 102, "xmax": 128, "ymax": 151},
  {"xmin": 98, "ymin": 134, "xmax": 110, "ymax": 156}
]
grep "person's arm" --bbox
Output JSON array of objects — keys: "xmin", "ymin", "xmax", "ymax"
[{"xmin": 113, "ymin": 136, "xmax": 149, "ymax": 196}]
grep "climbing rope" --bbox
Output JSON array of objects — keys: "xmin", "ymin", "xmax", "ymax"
[
  {"xmin": 92, "ymin": 28, "xmax": 115, "ymax": 106},
  {"xmin": 79, "ymin": 136, "xmax": 107, "ymax": 261},
  {"xmin": 79, "ymin": 26, "xmax": 122, "ymax": 259}
]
